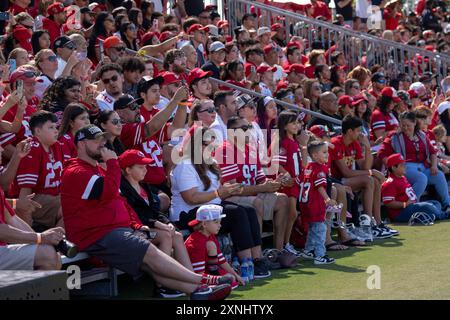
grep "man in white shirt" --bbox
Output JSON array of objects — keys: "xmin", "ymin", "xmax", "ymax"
[
  {"xmin": 96, "ymin": 63, "xmax": 124, "ymax": 111},
  {"xmin": 210, "ymin": 91, "xmax": 237, "ymax": 146},
  {"xmin": 53, "ymin": 36, "xmax": 78, "ymax": 79}
]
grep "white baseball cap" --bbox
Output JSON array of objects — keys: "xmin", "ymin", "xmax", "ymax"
[
  {"xmin": 209, "ymin": 41, "xmax": 225, "ymax": 52},
  {"xmin": 188, "ymin": 205, "xmax": 226, "ymax": 227},
  {"xmin": 438, "ymin": 101, "xmax": 450, "ymax": 115}
]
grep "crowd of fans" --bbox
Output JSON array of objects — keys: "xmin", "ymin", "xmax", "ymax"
[{"xmin": 0, "ymin": 0, "xmax": 450, "ymax": 300}]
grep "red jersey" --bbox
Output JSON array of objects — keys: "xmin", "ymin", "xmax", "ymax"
[
  {"xmin": 426, "ymin": 130, "xmax": 437, "ymax": 148},
  {"xmin": 0, "ymin": 97, "xmax": 38, "ymax": 147},
  {"xmin": 244, "ymin": 61, "xmax": 257, "ymax": 77},
  {"xmin": 140, "ymin": 105, "xmax": 170, "ymax": 144},
  {"xmin": 184, "ymin": 231, "xmax": 226, "ymax": 274},
  {"xmin": 12, "ymin": 137, "xmax": 64, "ymax": 197},
  {"xmin": 377, "ymin": 132, "xmax": 436, "ymax": 167},
  {"xmin": 61, "ymin": 158, "xmax": 142, "ymax": 250},
  {"xmin": 120, "ymin": 121, "xmax": 166, "ymax": 185},
  {"xmin": 311, "ymin": 1, "xmax": 332, "ymax": 21},
  {"xmin": 370, "ymin": 109, "xmax": 399, "ymax": 140},
  {"xmin": 216, "ymin": 141, "xmax": 266, "ymax": 185},
  {"xmin": 329, "ymin": 135, "xmax": 364, "ymax": 179},
  {"xmin": 58, "ymin": 133, "xmax": 77, "ymax": 162},
  {"xmin": 299, "ymin": 162, "xmax": 329, "ymax": 223},
  {"xmin": 0, "ymin": 189, "xmax": 15, "ymax": 246},
  {"xmin": 381, "ymin": 174, "xmax": 417, "ymax": 220},
  {"xmin": 271, "ymin": 137, "xmax": 302, "ymax": 197},
  {"xmin": 42, "ymin": 17, "xmax": 63, "ymax": 46}
]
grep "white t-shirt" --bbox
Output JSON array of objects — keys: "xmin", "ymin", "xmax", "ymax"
[
  {"xmin": 54, "ymin": 56, "xmax": 67, "ymax": 79},
  {"xmin": 209, "ymin": 114, "xmax": 227, "ymax": 147},
  {"xmin": 169, "ymin": 159, "xmax": 221, "ymax": 221},
  {"xmin": 259, "ymin": 82, "xmax": 273, "ymax": 97},
  {"xmin": 96, "ymin": 90, "xmax": 117, "ymax": 111}
]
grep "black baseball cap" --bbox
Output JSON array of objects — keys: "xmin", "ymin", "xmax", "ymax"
[
  {"xmin": 53, "ymin": 36, "xmax": 76, "ymax": 51},
  {"xmin": 80, "ymin": 7, "xmax": 92, "ymax": 14},
  {"xmin": 136, "ymin": 75, "xmax": 164, "ymax": 95},
  {"xmin": 74, "ymin": 125, "xmax": 106, "ymax": 144},
  {"xmin": 419, "ymin": 72, "xmax": 437, "ymax": 83},
  {"xmin": 113, "ymin": 94, "xmax": 144, "ymax": 110}
]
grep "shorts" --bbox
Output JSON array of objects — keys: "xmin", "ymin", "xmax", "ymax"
[
  {"xmin": 32, "ymin": 194, "xmax": 62, "ymax": 228},
  {"xmin": 0, "ymin": 244, "xmax": 37, "ymax": 270},
  {"xmin": 84, "ymin": 227, "xmax": 151, "ymax": 277},
  {"xmin": 227, "ymin": 193, "xmax": 278, "ymax": 220}
]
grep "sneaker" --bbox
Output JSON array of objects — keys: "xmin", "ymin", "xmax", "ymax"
[
  {"xmin": 201, "ymin": 273, "xmax": 234, "ymax": 286},
  {"xmin": 299, "ymin": 249, "xmax": 315, "ymax": 260},
  {"xmin": 284, "ymin": 243, "xmax": 301, "ymax": 256},
  {"xmin": 253, "ymin": 258, "xmax": 272, "ymax": 278},
  {"xmin": 314, "ymin": 255, "xmax": 335, "ymax": 265},
  {"xmin": 191, "ymin": 284, "xmax": 231, "ymax": 300},
  {"xmin": 379, "ymin": 223, "xmax": 399, "ymax": 236},
  {"xmin": 156, "ymin": 286, "xmax": 186, "ymax": 298},
  {"xmin": 371, "ymin": 226, "xmax": 393, "ymax": 239}
]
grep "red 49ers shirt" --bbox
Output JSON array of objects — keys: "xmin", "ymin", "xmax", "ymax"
[
  {"xmin": 271, "ymin": 137, "xmax": 302, "ymax": 197},
  {"xmin": 299, "ymin": 161, "xmax": 329, "ymax": 223},
  {"xmin": 216, "ymin": 141, "xmax": 266, "ymax": 185},
  {"xmin": 329, "ymin": 135, "xmax": 364, "ymax": 179},
  {"xmin": 370, "ymin": 109, "xmax": 399, "ymax": 141},
  {"xmin": 184, "ymin": 231, "xmax": 226, "ymax": 274},
  {"xmin": 58, "ymin": 132, "xmax": 77, "ymax": 162},
  {"xmin": 12, "ymin": 137, "xmax": 64, "ymax": 197},
  {"xmin": 381, "ymin": 174, "xmax": 417, "ymax": 220}
]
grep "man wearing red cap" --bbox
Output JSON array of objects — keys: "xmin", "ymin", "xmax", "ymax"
[
  {"xmin": 382, "ymin": 153, "xmax": 447, "ymax": 222},
  {"xmin": 43, "ymin": 2, "xmax": 67, "ymax": 46},
  {"xmin": 188, "ymin": 24, "xmax": 209, "ymax": 68},
  {"xmin": 103, "ymin": 36, "xmax": 127, "ymax": 64},
  {"xmin": 263, "ymin": 45, "xmax": 284, "ymax": 83},
  {"xmin": 282, "ymin": 42, "xmax": 306, "ymax": 70},
  {"xmin": 257, "ymin": 65, "xmax": 277, "ymax": 97},
  {"xmin": 157, "ymin": 72, "xmax": 183, "ymax": 110},
  {"xmin": 188, "ymin": 68, "xmax": 213, "ymax": 100}
]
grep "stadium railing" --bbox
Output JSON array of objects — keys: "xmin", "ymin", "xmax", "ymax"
[{"xmin": 226, "ymin": 0, "xmax": 450, "ymax": 83}]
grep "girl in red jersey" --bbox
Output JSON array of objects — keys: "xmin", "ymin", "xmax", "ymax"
[{"xmin": 270, "ymin": 111, "xmax": 306, "ymax": 255}]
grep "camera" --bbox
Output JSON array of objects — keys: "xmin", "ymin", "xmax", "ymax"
[{"xmin": 56, "ymin": 238, "xmax": 78, "ymax": 258}]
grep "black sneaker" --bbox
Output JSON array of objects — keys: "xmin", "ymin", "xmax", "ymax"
[
  {"xmin": 253, "ymin": 258, "xmax": 272, "ymax": 278},
  {"xmin": 314, "ymin": 255, "xmax": 335, "ymax": 265},
  {"xmin": 299, "ymin": 249, "xmax": 315, "ymax": 260},
  {"xmin": 371, "ymin": 226, "xmax": 393, "ymax": 239},
  {"xmin": 157, "ymin": 286, "xmax": 186, "ymax": 298},
  {"xmin": 379, "ymin": 223, "xmax": 399, "ymax": 236},
  {"xmin": 190, "ymin": 284, "xmax": 231, "ymax": 300}
]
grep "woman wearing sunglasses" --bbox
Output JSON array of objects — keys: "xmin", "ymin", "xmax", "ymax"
[
  {"xmin": 120, "ymin": 22, "xmax": 139, "ymax": 51},
  {"xmin": 34, "ymin": 49, "xmax": 58, "ymax": 99},
  {"xmin": 188, "ymin": 99, "xmax": 217, "ymax": 128},
  {"xmin": 95, "ymin": 110, "xmax": 126, "ymax": 156}
]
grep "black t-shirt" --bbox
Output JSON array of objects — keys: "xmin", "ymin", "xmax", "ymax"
[
  {"xmin": 201, "ymin": 61, "xmax": 221, "ymax": 79},
  {"xmin": 335, "ymin": 0, "xmax": 353, "ymax": 21}
]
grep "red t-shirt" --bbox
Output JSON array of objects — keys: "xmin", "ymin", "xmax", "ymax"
[
  {"xmin": 312, "ymin": 1, "xmax": 332, "ymax": 21},
  {"xmin": 329, "ymin": 135, "xmax": 364, "ymax": 179},
  {"xmin": 216, "ymin": 141, "xmax": 266, "ymax": 185},
  {"xmin": 370, "ymin": 109, "xmax": 399, "ymax": 141},
  {"xmin": 0, "ymin": 189, "xmax": 15, "ymax": 247},
  {"xmin": 271, "ymin": 137, "xmax": 302, "ymax": 197},
  {"xmin": 381, "ymin": 174, "xmax": 417, "ymax": 220},
  {"xmin": 299, "ymin": 161, "xmax": 329, "ymax": 223},
  {"xmin": 384, "ymin": 9, "xmax": 402, "ymax": 30},
  {"xmin": 377, "ymin": 132, "xmax": 436, "ymax": 166},
  {"xmin": 11, "ymin": 137, "xmax": 64, "ymax": 197},
  {"xmin": 58, "ymin": 132, "xmax": 77, "ymax": 162},
  {"xmin": 184, "ymin": 231, "xmax": 226, "ymax": 274}
]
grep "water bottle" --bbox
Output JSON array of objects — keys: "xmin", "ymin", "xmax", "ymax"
[
  {"xmin": 231, "ymin": 257, "xmax": 240, "ymax": 274},
  {"xmin": 247, "ymin": 258, "xmax": 254, "ymax": 281},
  {"xmin": 240, "ymin": 258, "xmax": 249, "ymax": 283}
]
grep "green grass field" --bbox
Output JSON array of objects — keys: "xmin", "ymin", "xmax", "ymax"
[{"xmin": 116, "ymin": 221, "xmax": 450, "ymax": 300}]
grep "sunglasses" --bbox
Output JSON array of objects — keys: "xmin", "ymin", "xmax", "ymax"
[
  {"xmin": 44, "ymin": 55, "xmax": 57, "ymax": 62},
  {"xmin": 110, "ymin": 118, "xmax": 124, "ymax": 125},
  {"xmin": 112, "ymin": 46, "xmax": 126, "ymax": 52},
  {"xmin": 198, "ymin": 107, "xmax": 216, "ymax": 113},
  {"xmin": 20, "ymin": 71, "xmax": 39, "ymax": 78},
  {"xmin": 376, "ymin": 79, "xmax": 386, "ymax": 84},
  {"xmin": 102, "ymin": 75, "xmax": 119, "ymax": 84}
]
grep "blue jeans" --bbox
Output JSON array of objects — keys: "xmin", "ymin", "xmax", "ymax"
[
  {"xmin": 305, "ymin": 221, "xmax": 327, "ymax": 258},
  {"xmin": 405, "ymin": 162, "xmax": 450, "ymax": 207},
  {"xmin": 393, "ymin": 200, "xmax": 448, "ymax": 223}
]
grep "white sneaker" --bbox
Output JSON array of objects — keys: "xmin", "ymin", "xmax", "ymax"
[{"xmin": 284, "ymin": 243, "xmax": 301, "ymax": 256}]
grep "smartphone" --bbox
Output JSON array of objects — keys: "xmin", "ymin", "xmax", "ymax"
[
  {"xmin": 0, "ymin": 12, "xmax": 9, "ymax": 21},
  {"xmin": 16, "ymin": 80, "xmax": 23, "ymax": 97},
  {"xmin": 8, "ymin": 59, "xmax": 16, "ymax": 74}
]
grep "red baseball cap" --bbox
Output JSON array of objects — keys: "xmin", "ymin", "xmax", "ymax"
[
  {"xmin": 263, "ymin": 44, "xmax": 276, "ymax": 55},
  {"xmin": 309, "ymin": 125, "xmax": 330, "ymax": 138},
  {"xmin": 338, "ymin": 95, "xmax": 353, "ymax": 106},
  {"xmin": 351, "ymin": 94, "xmax": 368, "ymax": 106},
  {"xmin": 257, "ymin": 65, "xmax": 277, "ymax": 74},
  {"xmin": 381, "ymin": 87, "xmax": 401, "ymax": 103},
  {"xmin": 118, "ymin": 149, "xmax": 154, "ymax": 169},
  {"xmin": 47, "ymin": 2, "xmax": 65, "ymax": 16},
  {"xmin": 159, "ymin": 31, "xmax": 173, "ymax": 43},
  {"xmin": 424, "ymin": 45, "xmax": 435, "ymax": 52},
  {"xmin": 386, "ymin": 153, "xmax": 405, "ymax": 168},
  {"xmin": 103, "ymin": 36, "xmax": 124, "ymax": 50},
  {"xmin": 271, "ymin": 23, "xmax": 282, "ymax": 31},
  {"xmin": 187, "ymin": 24, "xmax": 209, "ymax": 35},
  {"xmin": 12, "ymin": 25, "xmax": 32, "ymax": 52},
  {"xmin": 9, "ymin": 67, "xmax": 42, "ymax": 84},
  {"xmin": 276, "ymin": 82, "xmax": 289, "ymax": 92},
  {"xmin": 408, "ymin": 89, "xmax": 418, "ymax": 99},
  {"xmin": 141, "ymin": 32, "xmax": 157, "ymax": 45},
  {"xmin": 187, "ymin": 68, "xmax": 212, "ymax": 86},
  {"xmin": 160, "ymin": 72, "xmax": 181, "ymax": 86},
  {"xmin": 285, "ymin": 63, "xmax": 305, "ymax": 74},
  {"xmin": 217, "ymin": 20, "xmax": 229, "ymax": 29},
  {"xmin": 287, "ymin": 41, "xmax": 301, "ymax": 49}
]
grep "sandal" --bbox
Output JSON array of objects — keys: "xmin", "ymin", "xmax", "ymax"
[
  {"xmin": 340, "ymin": 238, "xmax": 366, "ymax": 247},
  {"xmin": 326, "ymin": 242, "xmax": 349, "ymax": 251}
]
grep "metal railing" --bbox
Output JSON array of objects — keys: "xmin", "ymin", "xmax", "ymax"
[{"xmin": 227, "ymin": 0, "xmax": 450, "ymax": 83}]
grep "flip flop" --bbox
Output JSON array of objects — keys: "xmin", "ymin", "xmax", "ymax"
[
  {"xmin": 341, "ymin": 238, "xmax": 366, "ymax": 247},
  {"xmin": 326, "ymin": 242, "xmax": 349, "ymax": 251}
]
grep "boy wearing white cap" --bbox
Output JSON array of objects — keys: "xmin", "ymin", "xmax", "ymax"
[{"xmin": 185, "ymin": 205, "xmax": 245, "ymax": 288}]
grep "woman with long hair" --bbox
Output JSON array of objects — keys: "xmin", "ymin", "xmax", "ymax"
[
  {"xmin": 348, "ymin": 66, "xmax": 371, "ymax": 90},
  {"xmin": 128, "ymin": 8, "xmax": 145, "ymax": 43},
  {"xmin": 220, "ymin": 60, "xmax": 248, "ymax": 90},
  {"xmin": 188, "ymin": 99, "xmax": 217, "ymax": 128},
  {"xmin": 330, "ymin": 65, "xmax": 346, "ymax": 88},
  {"xmin": 87, "ymin": 12, "xmax": 115, "ymax": 64},
  {"xmin": 95, "ymin": 110, "xmax": 126, "ymax": 156},
  {"xmin": 58, "ymin": 103, "xmax": 90, "ymax": 161},
  {"xmin": 31, "ymin": 30, "xmax": 51, "ymax": 55},
  {"xmin": 369, "ymin": 87, "xmax": 400, "ymax": 142},
  {"xmin": 120, "ymin": 22, "xmax": 139, "ymax": 51},
  {"xmin": 7, "ymin": 48, "xmax": 29, "ymax": 68},
  {"xmin": 303, "ymin": 78, "xmax": 322, "ymax": 111},
  {"xmin": 39, "ymin": 76, "xmax": 82, "ymax": 124},
  {"xmin": 141, "ymin": 0, "xmax": 155, "ymax": 31},
  {"xmin": 34, "ymin": 49, "xmax": 58, "ymax": 99},
  {"xmin": 344, "ymin": 78, "xmax": 361, "ymax": 97},
  {"xmin": 256, "ymin": 96, "xmax": 278, "ymax": 151},
  {"xmin": 170, "ymin": 125, "xmax": 271, "ymax": 277}
]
